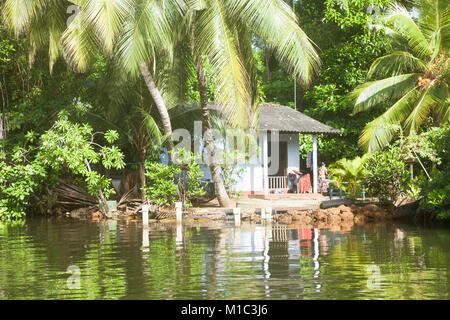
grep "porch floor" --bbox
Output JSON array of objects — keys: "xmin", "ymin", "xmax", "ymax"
[
  {"xmin": 247, "ymin": 192, "xmax": 326, "ymax": 200},
  {"xmin": 197, "ymin": 195, "xmax": 330, "ymax": 213}
]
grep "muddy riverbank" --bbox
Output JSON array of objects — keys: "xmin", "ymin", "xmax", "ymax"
[{"xmin": 63, "ymin": 201, "xmax": 435, "ymax": 229}]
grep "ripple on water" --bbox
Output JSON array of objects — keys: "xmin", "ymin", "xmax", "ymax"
[{"xmin": 0, "ymin": 218, "xmax": 449, "ymax": 299}]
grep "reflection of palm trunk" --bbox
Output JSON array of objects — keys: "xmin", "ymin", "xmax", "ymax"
[
  {"xmin": 139, "ymin": 62, "xmax": 175, "ymax": 162},
  {"xmin": 206, "ymin": 229, "xmax": 222, "ymax": 299}
]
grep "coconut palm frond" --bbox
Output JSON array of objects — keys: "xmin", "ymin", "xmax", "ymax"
[
  {"xmin": 430, "ymin": 84, "xmax": 450, "ymax": 122},
  {"xmin": 61, "ymin": 9, "xmax": 100, "ymax": 72},
  {"xmin": 405, "ymin": 81, "xmax": 442, "ymax": 132},
  {"xmin": 383, "ymin": 2, "xmax": 433, "ymax": 59},
  {"xmin": 355, "ymin": 0, "xmax": 449, "ymax": 150},
  {"xmin": 194, "ymin": 1, "xmax": 252, "ymax": 129},
  {"xmin": 415, "ymin": 0, "xmax": 450, "ymax": 52},
  {"xmin": 226, "ymin": 0, "xmax": 320, "ymax": 87},
  {"xmin": 159, "ymin": 40, "xmax": 196, "ymax": 109},
  {"xmin": 233, "ymin": 22, "xmax": 260, "ymax": 128},
  {"xmin": 81, "ymin": 0, "xmax": 134, "ymax": 53},
  {"xmin": 114, "ymin": 0, "xmax": 181, "ymax": 77},
  {"xmin": 351, "ymin": 73, "xmax": 419, "ymax": 114},
  {"xmin": 359, "ymin": 88, "xmax": 421, "ymax": 151},
  {"xmin": 2, "ymin": 0, "xmax": 47, "ymax": 35},
  {"xmin": 367, "ymin": 51, "xmax": 427, "ymax": 79},
  {"xmin": 3, "ymin": 0, "xmax": 68, "ymax": 71},
  {"xmin": 138, "ymin": 107, "xmax": 164, "ymax": 145}
]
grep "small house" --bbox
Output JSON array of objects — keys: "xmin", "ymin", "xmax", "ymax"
[{"xmin": 197, "ymin": 103, "xmax": 342, "ymax": 198}]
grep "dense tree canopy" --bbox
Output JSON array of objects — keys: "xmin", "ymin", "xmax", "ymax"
[{"xmin": 0, "ymin": 0, "xmax": 448, "ymax": 219}]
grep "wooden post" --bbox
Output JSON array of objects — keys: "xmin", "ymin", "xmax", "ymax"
[
  {"xmin": 261, "ymin": 208, "xmax": 266, "ymax": 220},
  {"xmin": 312, "ymin": 135, "xmax": 318, "ymax": 194},
  {"xmin": 175, "ymin": 202, "xmax": 182, "ymax": 224},
  {"xmin": 142, "ymin": 204, "xmax": 149, "ymax": 227},
  {"xmin": 233, "ymin": 207, "xmax": 241, "ymax": 227},
  {"xmin": 264, "ymin": 207, "xmax": 272, "ymax": 221}
]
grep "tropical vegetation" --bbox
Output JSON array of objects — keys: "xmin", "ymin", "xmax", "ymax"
[
  {"xmin": 0, "ymin": 0, "xmax": 447, "ymax": 221},
  {"xmin": 350, "ymin": 0, "xmax": 449, "ymax": 151}
]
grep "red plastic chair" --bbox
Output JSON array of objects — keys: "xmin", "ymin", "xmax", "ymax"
[{"xmin": 298, "ymin": 173, "xmax": 312, "ymax": 193}]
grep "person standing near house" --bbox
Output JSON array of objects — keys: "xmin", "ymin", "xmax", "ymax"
[{"xmin": 318, "ymin": 162, "xmax": 329, "ymax": 194}]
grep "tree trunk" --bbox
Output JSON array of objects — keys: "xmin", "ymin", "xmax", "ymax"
[
  {"xmin": 0, "ymin": 115, "xmax": 5, "ymax": 140},
  {"xmin": 139, "ymin": 62, "xmax": 175, "ymax": 162},
  {"xmin": 265, "ymin": 44, "xmax": 271, "ymax": 81},
  {"xmin": 193, "ymin": 31, "xmax": 233, "ymax": 208},
  {"xmin": 84, "ymin": 159, "xmax": 110, "ymax": 217}
]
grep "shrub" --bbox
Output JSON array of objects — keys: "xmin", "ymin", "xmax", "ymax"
[
  {"xmin": 144, "ymin": 148, "xmax": 206, "ymax": 208},
  {"xmin": 40, "ymin": 112, "xmax": 125, "ymax": 213},
  {"xmin": 0, "ymin": 156, "xmax": 48, "ymax": 221},
  {"xmin": 219, "ymin": 149, "xmax": 247, "ymax": 196},
  {"xmin": 420, "ymin": 171, "xmax": 450, "ymax": 219},
  {"xmin": 363, "ymin": 147, "xmax": 407, "ymax": 204},
  {"xmin": 0, "ymin": 112, "xmax": 126, "ymax": 221},
  {"xmin": 329, "ymin": 155, "xmax": 368, "ymax": 198},
  {"xmin": 143, "ymin": 162, "xmax": 180, "ymax": 207},
  {"xmin": 418, "ymin": 125, "xmax": 450, "ymax": 219}
]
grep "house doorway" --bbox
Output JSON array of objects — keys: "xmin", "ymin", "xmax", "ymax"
[{"xmin": 268, "ymin": 139, "xmax": 288, "ymax": 189}]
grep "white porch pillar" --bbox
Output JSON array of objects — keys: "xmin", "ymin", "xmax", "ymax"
[
  {"xmin": 312, "ymin": 135, "xmax": 318, "ymax": 194},
  {"xmin": 262, "ymin": 130, "xmax": 269, "ymax": 195}
]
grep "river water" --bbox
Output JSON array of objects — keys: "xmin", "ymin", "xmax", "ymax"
[{"xmin": 0, "ymin": 218, "xmax": 449, "ymax": 300}]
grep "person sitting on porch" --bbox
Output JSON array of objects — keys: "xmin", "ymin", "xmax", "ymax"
[{"xmin": 318, "ymin": 162, "xmax": 329, "ymax": 194}]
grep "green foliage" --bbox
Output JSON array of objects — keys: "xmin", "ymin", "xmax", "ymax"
[
  {"xmin": 0, "ymin": 155, "xmax": 48, "ymax": 221},
  {"xmin": 288, "ymin": 1, "xmax": 393, "ymax": 163},
  {"xmin": 394, "ymin": 127, "xmax": 441, "ymax": 165},
  {"xmin": 329, "ymin": 155, "xmax": 369, "ymax": 198},
  {"xmin": 302, "ymin": 31, "xmax": 390, "ymax": 162},
  {"xmin": 144, "ymin": 148, "xmax": 205, "ymax": 208},
  {"xmin": 350, "ymin": 0, "xmax": 449, "ymax": 151},
  {"xmin": 324, "ymin": 0, "xmax": 392, "ymax": 29},
  {"xmin": 420, "ymin": 171, "xmax": 450, "ymax": 219},
  {"xmin": 144, "ymin": 162, "xmax": 181, "ymax": 207},
  {"xmin": 0, "ymin": 111, "xmax": 126, "ymax": 221},
  {"xmin": 418, "ymin": 125, "xmax": 450, "ymax": 219},
  {"xmin": 363, "ymin": 147, "xmax": 407, "ymax": 204},
  {"xmin": 173, "ymin": 148, "xmax": 206, "ymax": 207},
  {"xmin": 40, "ymin": 112, "xmax": 125, "ymax": 199},
  {"xmin": 219, "ymin": 149, "xmax": 247, "ymax": 196}
]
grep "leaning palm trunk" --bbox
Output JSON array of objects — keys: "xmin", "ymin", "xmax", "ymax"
[
  {"xmin": 193, "ymin": 45, "xmax": 232, "ymax": 208},
  {"xmin": 139, "ymin": 62, "xmax": 175, "ymax": 162}
]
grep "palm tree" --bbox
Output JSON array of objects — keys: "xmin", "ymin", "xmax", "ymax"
[
  {"xmin": 2, "ymin": 0, "xmax": 180, "ymax": 157},
  {"xmin": 165, "ymin": 1, "xmax": 320, "ymax": 207},
  {"xmin": 350, "ymin": 0, "xmax": 449, "ymax": 151},
  {"xmin": 80, "ymin": 62, "xmax": 169, "ymax": 200},
  {"xmin": 3, "ymin": 0, "xmax": 320, "ymax": 207},
  {"xmin": 329, "ymin": 155, "xmax": 369, "ymax": 198}
]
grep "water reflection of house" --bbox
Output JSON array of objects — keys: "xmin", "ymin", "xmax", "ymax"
[
  {"xmin": 299, "ymin": 228, "xmax": 312, "ymax": 257},
  {"xmin": 215, "ymin": 223, "xmax": 322, "ymax": 277}
]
